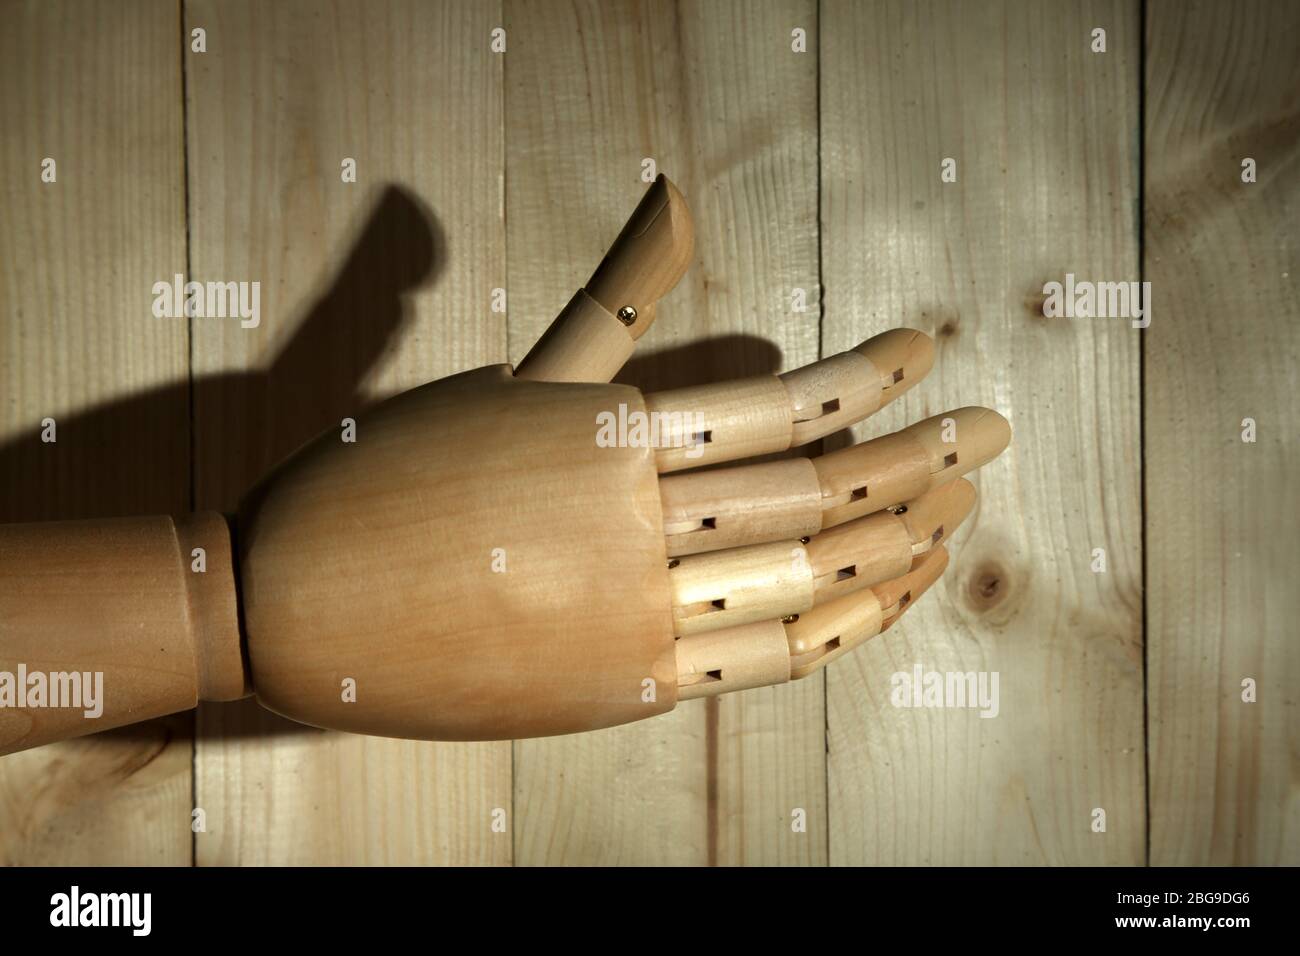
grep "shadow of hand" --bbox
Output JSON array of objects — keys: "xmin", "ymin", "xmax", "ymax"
[{"xmin": 0, "ymin": 184, "xmax": 444, "ymax": 742}]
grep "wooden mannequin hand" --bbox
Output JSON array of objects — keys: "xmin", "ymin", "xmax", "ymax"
[
  {"xmin": 238, "ymin": 178, "xmax": 1010, "ymax": 741},
  {"xmin": 0, "ymin": 177, "xmax": 1010, "ymax": 753}
]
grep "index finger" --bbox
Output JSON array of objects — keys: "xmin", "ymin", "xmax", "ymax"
[{"xmin": 644, "ymin": 328, "xmax": 935, "ymax": 473}]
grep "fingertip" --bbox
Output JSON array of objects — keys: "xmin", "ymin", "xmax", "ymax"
[
  {"xmin": 905, "ymin": 406, "xmax": 1011, "ymax": 476},
  {"xmin": 949, "ymin": 476, "xmax": 978, "ymax": 521},
  {"xmin": 901, "ymin": 477, "xmax": 977, "ymax": 546},
  {"xmin": 854, "ymin": 327, "xmax": 936, "ymax": 396},
  {"xmin": 968, "ymin": 407, "xmax": 1012, "ymax": 458},
  {"xmin": 585, "ymin": 173, "xmax": 695, "ymax": 344},
  {"xmin": 876, "ymin": 544, "xmax": 949, "ymax": 626}
]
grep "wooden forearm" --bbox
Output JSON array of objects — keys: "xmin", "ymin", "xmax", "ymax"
[{"xmin": 0, "ymin": 512, "xmax": 246, "ymax": 755}]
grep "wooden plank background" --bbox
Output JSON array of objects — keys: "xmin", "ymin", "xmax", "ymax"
[
  {"xmin": 1144, "ymin": 0, "xmax": 1300, "ymax": 865},
  {"xmin": 0, "ymin": 0, "xmax": 1295, "ymax": 866},
  {"xmin": 0, "ymin": 0, "xmax": 193, "ymax": 866},
  {"xmin": 821, "ymin": 0, "xmax": 1145, "ymax": 865}
]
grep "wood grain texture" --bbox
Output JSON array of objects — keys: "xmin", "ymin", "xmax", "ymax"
[
  {"xmin": 505, "ymin": 0, "xmax": 823, "ymax": 865},
  {"xmin": 185, "ymin": 0, "xmax": 511, "ymax": 864},
  {"xmin": 820, "ymin": 0, "xmax": 1145, "ymax": 864},
  {"xmin": 1145, "ymin": 0, "xmax": 1300, "ymax": 865},
  {"xmin": 0, "ymin": 0, "xmax": 192, "ymax": 865}
]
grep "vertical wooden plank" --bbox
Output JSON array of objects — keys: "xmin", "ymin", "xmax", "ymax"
[
  {"xmin": 186, "ymin": 0, "xmax": 511, "ymax": 864},
  {"xmin": 0, "ymin": 0, "xmax": 192, "ymax": 864},
  {"xmin": 1145, "ymin": 0, "xmax": 1300, "ymax": 865},
  {"xmin": 506, "ymin": 0, "xmax": 823, "ymax": 864},
  {"xmin": 821, "ymin": 0, "xmax": 1145, "ymax": 864}
]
